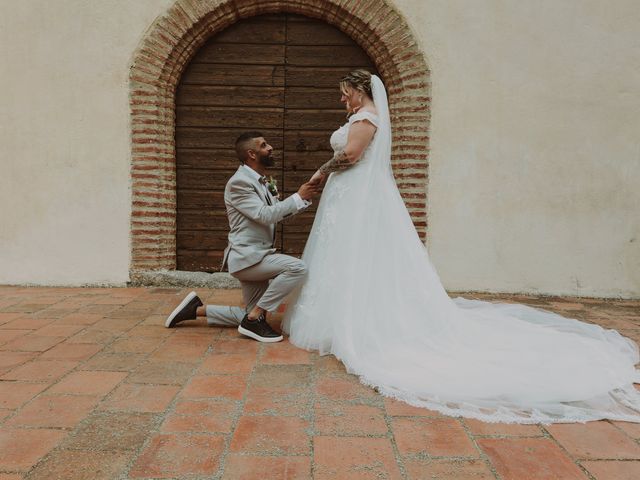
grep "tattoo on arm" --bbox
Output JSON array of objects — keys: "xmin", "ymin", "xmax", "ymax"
[{"xmin": 318, "ymin": 150, "xmax": 353, "ymax": 175}]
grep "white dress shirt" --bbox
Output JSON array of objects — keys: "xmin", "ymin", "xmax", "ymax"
[{"xmin": 242, "ymin": 165, "xmax": 310, "ymax": 210}]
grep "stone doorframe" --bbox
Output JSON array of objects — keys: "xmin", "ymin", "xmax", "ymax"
[{"xmin": 129, "ymin": 0, "xmax": 431, "ymax": 275}]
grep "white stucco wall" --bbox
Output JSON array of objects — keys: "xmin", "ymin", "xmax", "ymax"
[
  {"xmin": 399, "ymin": 0, "xmax": 640, "ymax": 297},
  {"xmin": 0, "ymin": 0, "xmax": 173, "ymax": 285},
  {"xmin": 1, "ymin": 0, "xmax": 638, "ymax": 296}
]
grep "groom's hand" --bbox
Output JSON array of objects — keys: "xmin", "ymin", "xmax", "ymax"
[{"xmin": 297, "ymin": 181, "xmax": 321, "ymax": 201}]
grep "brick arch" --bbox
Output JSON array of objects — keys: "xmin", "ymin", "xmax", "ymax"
[{"xmin": 129, "ymin": 0, "xmax": 431, "ymax": 274}]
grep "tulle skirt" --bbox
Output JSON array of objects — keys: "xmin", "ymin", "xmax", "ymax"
[{"xmin": 282, "ymin": 163, "xmax": 640, "ymax": 424}]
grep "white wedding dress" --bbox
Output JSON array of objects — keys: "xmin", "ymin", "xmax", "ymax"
[{"xmin": 282, "ymin": 75, "xmax": 640, "ymax": 424}]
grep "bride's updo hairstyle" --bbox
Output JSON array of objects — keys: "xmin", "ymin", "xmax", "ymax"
[{"xmin": 340, "ymin": 69, "xmax": 373, "ymax": 99}]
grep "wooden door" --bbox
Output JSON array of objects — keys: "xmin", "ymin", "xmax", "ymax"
[{"xmin": 176, "ymin": 14, "xmax": 377, "ymax": 271}]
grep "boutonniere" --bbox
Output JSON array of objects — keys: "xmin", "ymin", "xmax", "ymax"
[{"xmin": 266, "ymin": 176, "xmax": 279, "ymax": 198}]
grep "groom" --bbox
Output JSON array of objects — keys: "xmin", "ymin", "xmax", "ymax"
[{"xmin": 165, "ymin": 131, "xmax": 320, "ymax": 342}]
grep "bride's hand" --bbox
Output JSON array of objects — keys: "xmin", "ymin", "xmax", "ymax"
[{"xmin": 309, "ymin": 170, "xmax": 326, "ymax": 185}]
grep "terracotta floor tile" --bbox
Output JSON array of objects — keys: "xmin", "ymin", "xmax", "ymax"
[
  {"xmin": 1, "ymin": 360, "xmax": 79, "ymax": 382},
  {"xmin": 0, "ymin": 428, "xmax": 66, "ymax": 471},
  {"xmin": 230, "ymin": 416, "xmax": 310, "ymax": 454},
  {"xmin": 0, "ymin": 382, "xmax": 48, "ymax": 409},
  {"xmin": 0, "ymin": 474, "xmax": 22, "ymax": 480},
  {"xmin": 315, "ymin": 403, "xmax": 388, "ymax": 436},
  {"xmin": 464, "ymin": 418, "xmax": 544, "ymax": 436},
  {"xmin": 57, "ymin": 313, "xmax": 105, "ymax": 325},
  {"xmin": 613, "ymin": 420, "xmax": 640, "ymax": 439},
  {"xmin": 173, "ymin": 397, "xmax": 235, "ymax": 414},
  {"xmin": 148, "ymin": 341, "xmax": 210, "ymax": 362},
  {"xmin": 33, "ymin": 307, "xmax": 77, "ymax": 318},
  {"xmin": 199, "ymin": 352, "xmax": 257, "ymax": 374},
  {"xmin": 161, "ymin": 411, "xmax": 234, "ymax": 434},
  {"xmin": 392, "ymin": 417, "xmax": 478, "ymax": 457},
  {"xmin": 63, "ymin": 412, "xmax": 159, "ymax": 451},
  {"xmin": 0, "ymin": 351, "xmax": 37, "ymax": 371},
  {"xmin": 213, "ymin": 338, "xmax": 259, "ymax": 354},
  {"xmin": 106, "ymin": 336, "xmax": 161, "ymax": 354},
  {"xmin": 33, "ymin": 323, "xmax": 85, "ymax": 337},
  {"xmin": 0, "ymin": 329, "xmax": 31, "ymax": 346},
  {"xmin": 98, "ymin": 383, "xmax": 179, "ymax": 412},
  {"xmin": 126, "ymin": 325, "xmax": 173, "ymax": 338},
  {"xmin": 80, "ymin": 352, "xmax": 146, "ymax": 371},
  {"xmin": 222, "ymin": 454, "xmax": 311, "ymax": 480},
  {"xmin": 316, "ymin": 376, "xmax": 378, "ymax": 402},
  {"xmin": 24, "ymin": 449, "xmax": 131, "ymax": 479},
  {"xmin": 581, "ymin": 460, "xmax": 640, "ymax": 480},
  {"xmin": 127, "ymin": 360, "xmax": 195, "ymax": 384},
  {"xmin": 250, "ymin": 364, "xmax": 312, "ymax": 390},
  {"xmin": 162, "ymin": 398, "xmax": 236, "ymax": 434},
  {"xmin": 404, "ymin": 458, "xmax": 495, "ymax": 480},
  {"xmin": 262, "ymin": 340, "xmax": 313, "ymax": 365},
  {"xmin": 0, "ymin": 312, "xmax": 24, "ymax": 325},
  {"xmin": 2, "ymin": 304, "xmax": 47, "ymax": 314},
  {"xmin": 75, "ymin": 304, "xmax": 120, "ymax": 315},
  {"xmin": 182, "ymin": 374, "xmax": 248, "ymax": 400},
  {"xmin": 0, "ymin": 334, "xmax": 64, "ymax": 352},
  {"xmin": 39, "ymin": 342, "xmax": 102, "ymax": 361},
  {"xmin": 384, "ymin": 397, "xmax": 445, "ymax": 417},
  {"xmin": 478, "ymin": 437, "xmax": 585, "ymax": 480},
  {"xmin": 66, "ymin": 328, "xmax": 117, "ymax": 344},
  {"xmin": 6, "ymin": 394, "xmax": 98, "ymax": 428},
  {"xmin": 47, "ymin": 370, "xmax": 127, "ymax": 396},
  {"xmin": 129, "ymin": 433, "xmax": 225, "ymax": 478},
  {"xmin": 244, "ymin": 385, "xmax": 312, "ymax": 416},
  {"xmin": 315, "ymin": 354, "xmax": 347, "ymax": 375},
  {"xmin": 1, "ymin": 317, "xmax": 55, "ymax": 330},
  {"xmin": 547, "ymin": 421, "xmax": 640, "ymax": 459},
  {"xmin": 314, "ymin": 436, "xmax": 402, "ymax": 480},
  {"xmin": 90, "ymin": 317, "xmax": 137, "ymax": 332}
]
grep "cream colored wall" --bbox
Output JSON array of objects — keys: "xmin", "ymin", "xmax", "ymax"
[
  {"xmin": 1, "ymin": 1, "xmax": 638, "ymax": 296},
  {"xmin": 397, "ymin": 0, "xmax": 640, "ymax": 297},
  {"xmin": 0, "ymin": 0, "xmax": 173, "ymax": 285}
]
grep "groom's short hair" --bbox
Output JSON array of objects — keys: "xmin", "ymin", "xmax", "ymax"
[{"xmin": 235, "ymin": 131, "xmax": 263, "ymax": 163}]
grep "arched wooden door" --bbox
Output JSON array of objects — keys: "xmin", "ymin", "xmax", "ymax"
[{"xmin": 176, "ymin": 13, "xmax": 378, "ymax": 271}]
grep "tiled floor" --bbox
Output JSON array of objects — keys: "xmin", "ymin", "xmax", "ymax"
[{"xmin": 0, "ymin": 286, "xmax": 638, "ymax": 479}]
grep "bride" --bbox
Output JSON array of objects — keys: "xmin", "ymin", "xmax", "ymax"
[{"xmin": 282, "ymin": 69, "xmax": 640, "ymax": 424}]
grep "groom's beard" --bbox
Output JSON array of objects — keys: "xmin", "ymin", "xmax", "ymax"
[{"xmin": 259, "ymin": 152, "xmax": 275, "ymax": 168}]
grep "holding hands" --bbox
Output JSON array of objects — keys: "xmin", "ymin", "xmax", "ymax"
[{"xmin": 297, "ymin": 177, "xmax": 323, "ymax": 201}]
